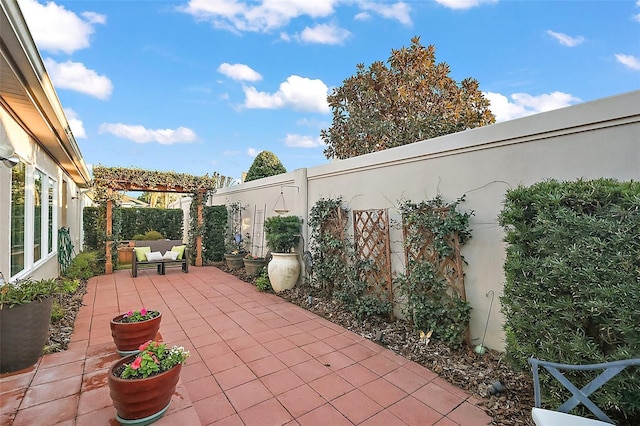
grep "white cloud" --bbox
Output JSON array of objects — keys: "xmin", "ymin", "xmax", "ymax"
[
  {"xmin": 218, "ymin": 63, "xmax": 263, "ymax": 81},
  {"xmin": 98, "ymin": 123, "xmax": 197, "ymax": 145},
  {"xmin": 434, "ymin": 0, "xmax": 498, "ymax": 10},
  {"xmin": 284, "ymin": 134, "xmax": 324, "ymax": 148},
  {"xmin": 44, "ymin": 58, "xmax": 113, "ymax": 100},
  {"xmin": 485, "ymin": 91, "xmax": 581, "ymax": 122},
  {"xmin": 633, "ymin": 13, "xmax": 640, "ymax": 23},
  {"xmin": 247, "ymin": 148, "xmax": 260, "ymax": 156},
  {"xmin": 64, "ymin": 108, "xmax": 86, "ymax": 139},
  {"xmin": 357, "ymin": 2, "xmax": 412, "ymax": 26},
  {"xmin": 243, "ymin": 75, "xmax": 330, "ymax": 113},
  {"xmin": 299, "ymin": 23, "xmax": 350, "ymax": 44},
  {"xmin": 180, "ymin": 0, "xmax": 337, "ymax": 32},
  {"xmin": 615, "ymin": 54, "xmax": 640, "ymax": 71},
  {"xmin": 546, "ymin": 30, "xmax": 584, "ymax": 47},
  {"xmin": 18, "ymin": 0, "xmax": 105, "ymax": 54}
]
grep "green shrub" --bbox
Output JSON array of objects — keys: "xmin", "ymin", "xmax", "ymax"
[
  {"xmin": 203, "ymin": 205, "xmax": 227, "ymax": 262},
  {"xmin": 255, "ymin": 269, "xmax": 272, "ymax": 292},
  {"xmin": 264, "ymin": 216, "xmax": 301, "ymax": 253},
  {"xmin": 64, "ymin": 251, "xmax": 103, "ymax": 280},
  {"xmin": 499, "ymin": 178, "xmax": 640, "ymax": 421},
  {"xmin": 142, "ymin": 230, "xmax": 163, "ymax": 240},
  {"xmin": 51, "ymin": 301, "xmax": 66, "ymax": 322},
  {"xmin": 0, "ymin": 278, "xmax": 59, "ymax": 307},
  {"xmin": 395, "ymin": 261, "xmax": 470, "ymax": 346}
]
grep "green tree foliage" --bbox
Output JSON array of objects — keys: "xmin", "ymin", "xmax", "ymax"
[
  {"xmin": 499, "ymin": 178, "xmax": 640, "ymax": 422},
  {"xmin": 321, "ymin": 36, "xmax": 495, "ymax": 160},
  {"xmin": 244, "ymin": 151, "xmax": 287, "ymax": 182}
]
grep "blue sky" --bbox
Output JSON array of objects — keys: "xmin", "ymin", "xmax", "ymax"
[{"xmin": 18, "ymin": 0, "xmax": 640, "ymax": 183}]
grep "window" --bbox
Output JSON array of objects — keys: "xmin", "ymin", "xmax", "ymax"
[
  {"xmin": 33, "ymin": 169, "xmax": 43, "ymax": 262},
  {"xmin": 9, "ymin": 162, "xmax": 58, "ymax": 278},
  {"xmin": 10, "ymin": 162, "xmax": 25, "ymax": 277}
]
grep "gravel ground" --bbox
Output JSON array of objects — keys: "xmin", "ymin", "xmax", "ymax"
[{"xmin": 47, "ymin": 268, "xmax": 534, "ymax": 425}]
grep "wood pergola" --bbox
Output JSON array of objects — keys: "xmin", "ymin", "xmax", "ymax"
[{"xmin": 91, "ymin": 166, "xmax": 230, "ymax": 274}]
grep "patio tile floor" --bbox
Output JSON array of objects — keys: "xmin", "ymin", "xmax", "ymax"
[{"xmin": 0, "ymin": 266, "xmax": 492, "ymax": 425}]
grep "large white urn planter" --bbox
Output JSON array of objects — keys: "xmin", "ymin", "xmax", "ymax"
[{"xmin": 267, "ymin": 253, "xmax": 300, "ymax": 293}]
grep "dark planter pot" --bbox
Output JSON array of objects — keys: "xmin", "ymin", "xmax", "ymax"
[
  {"xmin": 110, "ymin": 312, "xmax": 162, "ymax": 356},
  {"xmin": 243, "ymin": 258, "xmax": 266, "ymax": 277},
  {"xmin": 0, "ymin": 297, "xmax": 53, "ymax": 373},
  {"xmin": 224, "ymin": 253, "xmax": 245, "ymax": 270},
  {"xmin": 108, "ymin": 353, "xmax": 181, "ymax": 424}
]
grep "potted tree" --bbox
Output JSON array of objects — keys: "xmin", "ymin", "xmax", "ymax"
[
  {"xmin": 108, "ymin": 340, "xmax": 189, "ymax": 424},
  {"xmin": 110, "ymin": 308, "xmax": 162, "ymax": 356},
  {"xmin": 264, "ymin": 215, "xmax": 302, "ymax": 292},
  {"xmin": 0, "ymin": 277, "xmax": 59, "ymax": 373}
]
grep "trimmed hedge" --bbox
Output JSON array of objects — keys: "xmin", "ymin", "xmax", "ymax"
[
  {"xmin": 499, "ymin": 178, "xmax": 640, "ymax": 422},
  {"xmin": 119, "ymin": 208, "xmax": 183, "ymax": 240},
  {"xmin": 203, "ymin": 205, "xmax": 227, "ymax": 262}
]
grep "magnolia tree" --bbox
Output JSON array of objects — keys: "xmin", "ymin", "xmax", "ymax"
[{"xmin": 321, "ymin": 36, "xmax": 496, "ymax": 160}]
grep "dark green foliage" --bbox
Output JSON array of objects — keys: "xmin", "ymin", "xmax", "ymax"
[
  {"xmin": 308, "ymin": 197, "xmax": 350, "ymax": 297},
  {"xmin": 64, "ymin": 251, "xmax": 103, "ymax": 280},
  {"xmin": 395, "ymin": 197, "xmax": 473, "ymax": 347},
  {"xmin": 395, "ymin": 262, "xmax": 470, "ymax": 346},
  {"xmin": 187, "ymin": 192, "xmax": 208, "ymax": 264},
  {"xmin": 119, "ymin": 208, "xmax": 183, "ymax": 240},
  {"xmin": 203, "ymin": 205, "xmax": 227, "ymax": 262},
  {"xmin": 334, "ymin": 259, "xmax": 392, "ymax": 319},
  {"xmin": 244, "ymin": 151, "xmax": 287, "ymax": 182},
  {"xmin": 499, "ymin": 178, "xmax": 640, "ymax": 421},
  {"xmin": 264, "ymin": 216, "xmax": 301, "ymax": 253},
  {"xmin": 82, "ymin": 205, "xmax": 119, "ymax": 270}
]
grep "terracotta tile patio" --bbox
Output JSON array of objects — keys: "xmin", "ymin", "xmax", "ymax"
[{"xmin": 0, "ymin": 266, "xmax": 492, "ymax": 425}]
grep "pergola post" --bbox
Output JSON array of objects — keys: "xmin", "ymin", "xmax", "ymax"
[
  {"xmin": 196, "ymin": 191, "xmax": 203, "ymax": 267},
  {"xmin": 105, "ymin": 191, "xmax": 113, "ymax": 274}
]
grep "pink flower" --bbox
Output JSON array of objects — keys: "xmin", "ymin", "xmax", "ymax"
[
  {"xmin": 140, "ymin": 308, "xmax": 147, "ymax": 316},
  {"xmin": 139, "ymin": 340, "xmax": 151, "ymax": 351},
  {"xmin": 130, "ymin": 357, "xmax": 142, "ymax": 370},
  {"xmin": 152, "ymin": 355, "xmax": 159, "ymax": 364},
  {"xmin": 124, "ymin": 310, "xmax": 132, "ymax": 317}
]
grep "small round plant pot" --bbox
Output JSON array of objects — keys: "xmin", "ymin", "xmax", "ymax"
[
  {"xmin": 243, "ymin": 258, "xmax": 266, "ymax": 277},
  {"xmin": 108, "ymin": 353, "xmax": 181, "ymax": 425},
  {"xmin": 0, "ymin": 297, "xmax": 53, "ymax": 373},
  {"xmin": 267, "ymin": 253, "xmax": 300, "ymax": 293},
  {"xmin": 224, "ymin": 253, "xmax": 245, "ymax": 270},
  {"xmin": 110, "ymin": 312, "xmax": 162, "ymax": 357}
]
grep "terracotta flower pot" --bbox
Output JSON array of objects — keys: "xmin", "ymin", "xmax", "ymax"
[
  {"xmin": 0, "ymin": 297, "xmax": 53, "ymax": 373},
  {"xmin": 108, "ymin": 353, "xmax": 181, "ymax": 424},
  {"xmin": 110, "ymin": 312, "xmax": 162, "ymax": 356}
]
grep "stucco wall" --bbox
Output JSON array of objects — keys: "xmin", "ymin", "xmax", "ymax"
[
  {"xmin": 0, "ymin": 108, "xmax": 85, "ymax": 281},
  {"xmin": 209, "ymin": 91, "xmax": 640, "ymax": 350}
]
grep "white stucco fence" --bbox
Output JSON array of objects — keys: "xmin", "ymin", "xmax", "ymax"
[{"xmin": 193, "ymin": 91, "xmax": 639, "ymax": 351}]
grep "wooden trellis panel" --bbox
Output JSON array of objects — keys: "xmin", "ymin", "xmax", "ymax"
[
  {"xmin": 353, "ymin": 209, "xmax": 393, "ymax": 312},
  {"xmin": 402, "ymin": 207, "xmax": 466, "ymax": 302}
]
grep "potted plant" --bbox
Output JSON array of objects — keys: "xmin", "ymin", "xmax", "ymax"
[
  {"xmin": 264, "ymin": 215, "xmax": 302, "ymax": 292},
  {"xmin": 0, "ymin": 277, "xmax": 59, "ymax": 373},
  {"xmin": 243, "ymin": 252, "xmax": 267, "ymax": 277},
  {"xmin": 110, "ymin": 308, "xmax": 162, "ymax": 356},
  {"xmin": 108, "ymin": 340, "xmax": 189, "ymax": 424}
]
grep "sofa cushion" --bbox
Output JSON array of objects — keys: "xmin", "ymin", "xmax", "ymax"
[
  {"xmin": 146, "ymin": 251, "xmax": 163, "ymax": 261},
  {"xmin": 163, "ymin": 251, "xmax": 178, "ymax": 261},
  {"xmin": 171, "ymin": 245, "xmax": 186, "ymax": 260},
  {"xmin": 134, "ymin": 247, "xmax": 151, "ymax": 262}
]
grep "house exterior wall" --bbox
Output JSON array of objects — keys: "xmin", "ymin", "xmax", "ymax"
[
  {"xmin": 0, "ymin": 109, "xmax": 85, "ymax": 281},
  {"xmin": 208, "ymin": 90, "xmax": 640, "ymax": 351}
]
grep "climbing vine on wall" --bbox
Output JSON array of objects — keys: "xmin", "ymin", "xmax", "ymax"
[{"xmin": 394, "ymin": 196, "xmax": 473, "ymax": 346}]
